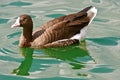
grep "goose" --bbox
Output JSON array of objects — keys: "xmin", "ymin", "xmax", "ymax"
[{"xmin": 11, "ymin": 6, "xmax": 97, "ymax": 48}]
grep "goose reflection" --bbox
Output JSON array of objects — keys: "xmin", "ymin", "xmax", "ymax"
[
  {"xmin": 12, "ymin": 40, "xmax": 95, "ymax": 76},
  {"xmin": 12, "ymin": 47, "xmax": 34, "ymax": 76},
  {"xmin": 42, "ymin": 40, "xmax": 95, "ymax": 69}
]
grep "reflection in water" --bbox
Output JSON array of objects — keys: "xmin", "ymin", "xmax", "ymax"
[
  {"xmin": 42, "ymin": 40, "xmax": 95, "ymax": 69},
  {"xmin": 12, "ymin": 40, "xmax": 95, "ymax": 76},
  {"xmin": 12, "ymin": 48, "xmax": 34, "ymax": 76}
]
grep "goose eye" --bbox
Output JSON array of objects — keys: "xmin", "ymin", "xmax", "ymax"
[
  {"xmin": 23, "ymin": 18, "xmax": 27, "ymax": 22},
  {"xmin": 21, "ymin": 18, "xmax": 27, "ymax": 25}
]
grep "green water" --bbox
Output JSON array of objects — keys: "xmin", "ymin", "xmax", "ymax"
[{"xmin": 0, "ymin": 0, "xmax": 120, "ymax": 80}]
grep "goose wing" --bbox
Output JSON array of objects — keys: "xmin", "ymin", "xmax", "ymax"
[
  {"xmin": 32, "ymin": 12, "xmax": 89, "ymax": 47},
  {"xmin": 33, "ymin": 11, "xmax": 89, "ymax": 39}
]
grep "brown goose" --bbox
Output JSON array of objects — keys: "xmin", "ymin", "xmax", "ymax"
[{"xmin": 11, "ymin": 6, "xmax": 97, "ymax": 48}]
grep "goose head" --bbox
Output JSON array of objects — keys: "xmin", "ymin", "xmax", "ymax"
[
  {"xmin": 11, "ymin": 14, "xmax": 33, "ymax": 29},
  {"xmin": 11, "ymin": 14, "xmax": 33, "ymax": 47}
]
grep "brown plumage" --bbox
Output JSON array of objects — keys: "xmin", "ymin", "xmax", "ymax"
[{"xmin": 11, "ymin": 6, "xmax": 97, "ymax": 48}]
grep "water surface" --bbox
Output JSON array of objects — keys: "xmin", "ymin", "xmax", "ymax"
[{"xmin": 0, "ymin": 0, "xmax": 120, "ymax": 80}]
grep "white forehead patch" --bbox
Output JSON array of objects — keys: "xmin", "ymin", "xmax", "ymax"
[
  {"xmin": 16, "ymin": 17, "xmax": 20, "ymax": 25},
  {"xmin": 11, "ymin": 17, "xmax": 20, "ymax": 28}
]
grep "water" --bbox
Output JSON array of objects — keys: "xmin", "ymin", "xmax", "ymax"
[{"xmin": 0, "ymin": 0, "xmax": 120, "ymax": 80}]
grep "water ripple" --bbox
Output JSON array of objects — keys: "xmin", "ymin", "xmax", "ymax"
[
  {"xmin": 87, "ymin": 37, "xmax": 120, "ymax": 46},
  {"xmin": 93, "ymin": 18, "xmax": 110, "ymax": 23},
  {"xmin": 46, "ymin": 14, "xmax": 66, "ymax": 18},
  {"xmin": 8, "ymin": 1, "xmax": 32, "ymax": 7},
  {"xmin": 12, "ymin": 40, "xmax": 19, "ymax": 46},
  {"xmin": 0, "ymin": 48, "xmax": 17, "ymax": 54},
  {"xmin": 91, "ymin": 0, "xmax": 101, "ymax": 3},
  {"xmin": 89, "ymin": 66, "xmax": 114, "ymax": 73},
  {"xmin": 7, "ymin": 31, "xmax": 21, "ymax": 39},
  {"xmin": 0, "ymin": 18, "xmax": 9, "ymax": 24},
  {"xmin": 0, "ymin": 1, "xmax": 32, "ymax": 7}
]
